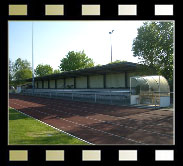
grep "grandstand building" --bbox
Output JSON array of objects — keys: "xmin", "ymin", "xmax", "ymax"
[
  {"xmin": 27, "ymin": 62, "xmax": 140, "ymax": 90},
  {"xmin": 22, "ymin": 62, "xmax": 171, "ymax": 107}
]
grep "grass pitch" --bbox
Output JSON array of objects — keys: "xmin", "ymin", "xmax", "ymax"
[{"xmin": 9, "ymin": 108, "xmax": 88, "ymax": 145}]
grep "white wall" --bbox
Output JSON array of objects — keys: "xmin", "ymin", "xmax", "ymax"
[
  {"xmin": 66, "ymin": 78, "xmax": 74, "ymax": 88},
  {"xmin": 35, "ymin": 81, "xmax": 37, "ymax": 88},
  {"xmin": 16, "ymin": 86, "xmax": 21, "ymax": 93},
  {"xmin": 38, "ymin": 81, "xmax": 42, "ymax": 88},
  {"xmin": 57, "ymin": 79, "xmax": 64, "ymax": 88},
  {"xmin": 76, "ymin": 76, "xmax": 87, "ymax": 88},
  {"xmin": 160, "ymin": 96, "xmax": 170, "ymax": 107},
  {"xmin": 127, "ymin": 72, "xmax": 137, "ymax": 88},
  {"xmin": 50, "ymin": 80, "xmax": 55, "ymax": 89},
  {"xmin": 106, "ymin": 73, "xmax": 125, "ymax": 88},
  {"xmin": 89, "ymin": 75, "xmax": 103, "ymax": 88},
  {"xmin": 44, "ymin": 80, "xmax": 48, "ymax": 89}
]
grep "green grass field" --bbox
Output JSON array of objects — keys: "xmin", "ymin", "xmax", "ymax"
[{"xmin": 9, "ymin": 108, "xmax": 88, "ymax": 145}]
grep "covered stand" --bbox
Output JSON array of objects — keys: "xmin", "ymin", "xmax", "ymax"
[{"xmin": 130, "ymin": 75, "xmax": 170, "ymax": 107}]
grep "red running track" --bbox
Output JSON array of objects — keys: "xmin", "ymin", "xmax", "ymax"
[{"xmin": 9, "ymin": 94, "xmax": 174, "ymax": 145}]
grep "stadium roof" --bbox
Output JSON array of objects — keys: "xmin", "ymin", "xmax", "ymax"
[{"xmin": 27, "ymin": 62, "xmax": 139, "ymax": 81}]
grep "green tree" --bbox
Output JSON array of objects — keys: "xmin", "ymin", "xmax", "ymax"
[
  {"xmin": 59, "ymin": 50, "xmax": 94, "ymax": 71},
  {"xmin": 34, "ymin": 64, "xmax": 53, "ymax": 77},
  {"xmin": 12, "ymin": 58, "xmax": 32, "ymax": 80},
  {"xmin": 13, "ymin": 58, "xmax": 31, "ymax": 72},
  {"xmin": 109, "ymin": 60, "xmax": 127, "ymax": 64},
  {"xmin": 9, "ymin": 59, "xmax": 14, "ymax": 82},
  {"xmin": 10, "ymin": 58, "xmax": 32, "ymax": 87},
  {"xmin": 14, "ymin": 68, "xmax": 32, "ymax": 81},
  {"xmin": 53, "ymin": 69, "xmax": 61, "ymax": 74},
  {"xmin": 132, "ymin": 21, "xmax": 174, "ymax": 89}
]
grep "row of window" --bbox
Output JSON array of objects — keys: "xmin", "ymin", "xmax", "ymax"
[{"xmin": 34, "ymin": 73, "xmax": 133, "ymax": 89}]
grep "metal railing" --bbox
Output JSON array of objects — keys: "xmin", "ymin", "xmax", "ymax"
[
  {"xmin": 21, "ymin": 89, "xmax": 130, "ymax": 105},
  {"xmin": 138, "ymin": 91, "xmax": 172, "ymax": 108}
]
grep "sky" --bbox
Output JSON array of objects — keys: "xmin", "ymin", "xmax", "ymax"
[{"xmin": 9, "ymin": 21, "xmax": 145, "ymax": 70}]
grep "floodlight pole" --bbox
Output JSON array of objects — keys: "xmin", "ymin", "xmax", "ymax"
[
  {"xmin": 32, "ymin": 21, "xmax": 35, "ymax": 94},
  {"xmin": 159, "ymin": 75, "xmax": 160, "ymax": 92},
  {"xmin": 159, "ymin": 75, "xmax": 160, "ymax": 101},
  {"xmin": 109, "ymin": 30, "xmax": 114, "ymax": 63}
]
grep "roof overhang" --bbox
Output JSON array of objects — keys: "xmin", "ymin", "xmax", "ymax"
[{"xmin": 26, "ymin": 62, "xmax": 139, "ymax": 81}]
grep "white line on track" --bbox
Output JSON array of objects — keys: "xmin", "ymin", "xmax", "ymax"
[
  {"xmin": 9, "ymin": 106, "xmax": 94, "ymax": 145},
  {"xmin": 11, "ymin": 98, "xmax": 173, "ymax": 138},
  {"xmin": 11, "ymin": 103, "xmax": 145, "ymax": 144}
]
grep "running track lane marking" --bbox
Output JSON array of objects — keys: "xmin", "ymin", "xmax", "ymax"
[
  {"xmin": 11, "ymin": 99, "xmax": 173, "ymax": 138},
  {"xmin": 12, "ymin": 98, "xmax": 173, "ymax": 126},
  {"xmin": 11, "ymin": 103, "xmax": 145, "ymax": 144}
]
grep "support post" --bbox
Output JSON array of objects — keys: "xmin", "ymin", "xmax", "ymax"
[
  {"xmin": 48, "ymin": 80, "xmax": 50, "ymax": 89},
  {"xmin": 64, "ymin": 78, "xmax": 66, "ymax": 89},
  {"xmin": 103, "ymin": 74, "xmax": 106, "ymax": 89},
  {"xmin": 42, "ymin": 80, "xmax": 44, "ymax": 89},
  {"xmin": 55, "ymin": 79, "xmax": 57, "ymax": 89},
  {"xmin": 87, "ymin": 76, "xmax": 90, "ymax": 89},
  {"xmin": 74, "ymin": 77, "xmax": 76, "ymax": 89},
  {"xmin": 125, "ymin": 72, "xmax": 128, "ymax": 88}
]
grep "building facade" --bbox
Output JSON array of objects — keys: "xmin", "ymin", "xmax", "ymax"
[{"xmin": 29, "ymin": 62, "xmax": 140, "ymax": 90}]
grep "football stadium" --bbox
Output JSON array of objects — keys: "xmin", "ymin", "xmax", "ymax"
[{"xmin": 9, "ymin": 62, "xmax": 173, "ymax": 145}]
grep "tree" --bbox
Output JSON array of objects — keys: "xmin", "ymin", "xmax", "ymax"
[
  {"xmin": 53, "ymin": 69, "xmax": 61, "ymax": 74},
  {"xmin": 59, "ymin": 50, "xmax": 94, "ymax": 71},
  {"xmin": 13, "ymin": 58, "xmax": 31, "ymax": 72},
  {"xmin": 34, "ymin": 64, "xmax": 53, "ymax": 77},
  {"xmin": 9, "ymin": 58, "xmax": 32, "ymax": 87},
  {"xmin": 132, "ymin": 22, "xmax": 174, "ymax": 89},
  {"xmin": 109, "ymin": 60, "xmax": 127, "ymax": 64},
  {"xmin": 14, "ymin": 68, "xmax": 32, "ymax": 81},
  {"xmin": 12, "ymin": 58, "xmax": 32, "ymax": 80},
  {"xmin": 9, "ymin": 59, "xmax": 14, "ymax": 82}
]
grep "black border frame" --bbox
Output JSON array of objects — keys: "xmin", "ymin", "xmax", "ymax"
[{"xmin": 0, "ymin": 0, "xmax": 180, "ymax": 166}]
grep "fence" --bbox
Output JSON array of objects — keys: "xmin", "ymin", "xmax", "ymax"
[
  {"xmin": 138, "ymin": 91, "xmax": 172, "ymax": 108},
  {"xmin": 21, "ymin": 89, "xmax": 130, "ymax": 105}
]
